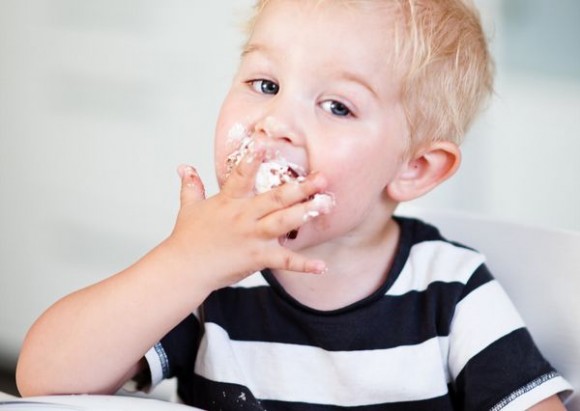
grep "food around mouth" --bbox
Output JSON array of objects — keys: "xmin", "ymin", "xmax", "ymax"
[
  {"xmin": 254, "ymin": 160, "xmax": 306, "ymax": 194},
  {"xmin": 225, "ymin": 136, "xmax": 306, "ymax": 194},
  {"xmin": 225, "ymin": 137, "xmax": 310, "ymax": 240}
]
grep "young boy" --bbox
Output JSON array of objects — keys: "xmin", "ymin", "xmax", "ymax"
[{"xmin": 16, "ymin": 0, "xmax": 572, "ymax": 410}]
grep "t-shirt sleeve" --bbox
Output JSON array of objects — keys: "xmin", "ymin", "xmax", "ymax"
[
  {"xmin": 449, "ymin": 264, "xmax": 573, "ymax": 410},
  {"xmin": 144, "ymin": 313, "xmax": 200, "ymax": 388}
]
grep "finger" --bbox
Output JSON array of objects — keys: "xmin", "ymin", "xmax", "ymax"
[
  {"xmin": 221, "ymin": 140, "xmax": 267, "ymax": 198},
  {"xmin": 265, "ymin": 248, "xmax": 328, "ymax": 275},
  {"xmin": 177, "ymin": 164, "xmax": 206, "ymax": 205},
  {"xmin": 258, "ymin": 192, "xmax": 335, "ymax": 238},
  {"xmin": 252, "ymin": 172, "xmax": 329, "ymax": 218}
]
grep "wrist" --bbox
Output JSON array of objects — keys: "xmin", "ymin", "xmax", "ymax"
[{"xmin": 144, "ymin": 238, "xmax": 216, "ymax": 305}]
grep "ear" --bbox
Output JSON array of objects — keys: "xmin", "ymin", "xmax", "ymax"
[{"xmin": 387, "ymin": 141, "xmax": 461, "ymax": 202}]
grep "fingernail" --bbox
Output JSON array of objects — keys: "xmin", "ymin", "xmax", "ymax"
[
  {"xmin": 303, "ymin": 210, "xmax": 320, "ymax": 222},
  {"xmin": 185, "ymin": 166, "xmax": 196, "ymax": 177},
  {"xmin": 177, "ymin": 165, "xmax": 195, "ymax": 178},
  {"xmin": 303, "ymin": 193, "xmax": 335, "ymax": 222},
  {"xmin": 311, "ymin": 261, "xmax": 328, "ymax": 275},
  {"xmin": 309, "ymin": 172, "xmax": 328, "ymax": 190}
]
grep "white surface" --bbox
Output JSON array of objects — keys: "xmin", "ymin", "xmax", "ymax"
[
  {"xmin": 0, "ymin": 395, "xmax": 198, "ymax": 410},
  {"xmin": 397, "ymin": 205, "xmax": 580, "ymax": 410}
]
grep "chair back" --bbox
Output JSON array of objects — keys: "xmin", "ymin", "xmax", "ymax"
[{"xmin": 397, "ymin": 206, "xmax": 580, "ymax": 409}]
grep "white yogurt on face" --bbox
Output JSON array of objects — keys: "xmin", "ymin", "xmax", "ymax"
[
  {"xmin": 225, "ymin": 129, "xmax": 306, "ymax": 194},
  {"xmin": 225, "ymin": 136, "xmax": 253, "ymax": 176},
  {"xmin": 223, "ymin": 122, "xmax": 336, "ymax": 242},
  {"xmin": 255, "ymin": 160, "xmax": 306, "ymax": 194},
  {"xmin": 227, "ymin": 122, "xmax": 248, "ymax": 144}
]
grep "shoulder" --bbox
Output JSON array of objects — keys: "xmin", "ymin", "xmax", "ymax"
[{"xmin": 392, "ymin": 216, "xmax": 490, "ymax": 290}]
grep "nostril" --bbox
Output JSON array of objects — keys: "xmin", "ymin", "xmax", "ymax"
[{"xmin": 257, "ymin": 116, "xmax": 295, "ymax": 142}]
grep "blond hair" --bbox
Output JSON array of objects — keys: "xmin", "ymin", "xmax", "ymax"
[{"xmin": 247, "ymin": 0, "xmax": 494, "ymax": 148}]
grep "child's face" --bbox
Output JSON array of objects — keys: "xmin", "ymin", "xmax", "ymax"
[{"xmin": 214, "ymin": 0, "xmax": 409, "ymax": 248}]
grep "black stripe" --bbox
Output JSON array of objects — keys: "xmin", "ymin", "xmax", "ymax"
[
  {"xmin": 454, "ymin": 328, "xmax": 556, "ymax": 410},
  {"xmin": 395, "ymin": 216, "xmax": 447, "ymax": 245},
  {"xmin": 187, "ymin": 375, "xmax": 456, "ymax": 411},
  {"xmin": 459, "ymin": 263, "xmax": 494, "ymax": 302},
  {"xmin": 160, "ymin": 313, "xmax": 199, "ymax": 379},
  {"xmin": 204, "ymin": 278, "xmax": 474, "ymax": 350}
]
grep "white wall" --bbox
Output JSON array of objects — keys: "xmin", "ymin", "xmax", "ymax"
[
  {"xmin": 411, "ymin": 0, "xmax": 580, "ymax": 230},
  {"xmin": 0, "ymin": 0, "xmax": 252, "ymax": 367},
  {"xmin": 1, "ymin": 0, "xmax": 579, "ymax": 368}
]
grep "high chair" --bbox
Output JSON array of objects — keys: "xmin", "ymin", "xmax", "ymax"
[{"xmin": 396, "ymin": 205, "xmax": 580, "ymax": 410}]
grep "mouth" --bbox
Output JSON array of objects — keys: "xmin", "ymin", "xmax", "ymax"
[
  {"xmin": 254, "ymin": 159, "xmax": 306, "ymax": 194},
  {"xmin": 225, "ymin": 137, "xmax": 310, "ymax": 241},
  {"xmin": 225, "ymin": 136, "xmax": 307, "ymax": 194}
]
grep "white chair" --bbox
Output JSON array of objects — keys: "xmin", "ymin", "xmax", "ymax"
[{"xmin": 396, "ymin": 205, "xmax": 580, "ymax": 410}]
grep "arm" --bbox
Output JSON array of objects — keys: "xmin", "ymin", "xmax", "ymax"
[
  {"xmin": 16, "ymin": 146, "xmax": 331, "ymax": 397},
  {"xmin": 528, "ymin": 395, "xmax": 566, "ymax": 411}
]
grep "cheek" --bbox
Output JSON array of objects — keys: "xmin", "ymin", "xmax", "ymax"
[
  {"xmin": 323, "ymin": 148, "xmax": 394, "ymax": 196},
  {"xmin": 213, "ymin": 107, "xmax": 252, "ymax": 186},
  {"xmin": 214, "ymin": 147, "xmax": 228, "ymax": 187},
  {"xmin": 213, "ymin": 124, "xmax": 230, "ymax": 187},
  {"xmin": 321, "ymin": 150, "xmax": 399, "ymax": 216}
]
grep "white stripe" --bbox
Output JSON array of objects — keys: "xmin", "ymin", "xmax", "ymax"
[
  {"xmin": 196, "ymin": 323, "xmax": 451, "ymax": 406},
  {"xmin": 448, "ymin": 280, "xmax": 525, "ymax": 379},
  {"xmin": 388, "ymin": 241, "xmax": 485, "ymax": 296},
  {"xmin": 496, "ymin": 375, "xmax": 573, "ymax": 411},
  {"xmin": 145, "ymin": 345, "xmax": 164, "ymax": 387},
  {"xmin": 230, "ymin": 271, "xmax": 269, "ymax": 288}
]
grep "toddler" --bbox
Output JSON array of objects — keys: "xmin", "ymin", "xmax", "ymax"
[{"xmin": 17, "ymin": 0, "xmax": 572, "ymax": 409}]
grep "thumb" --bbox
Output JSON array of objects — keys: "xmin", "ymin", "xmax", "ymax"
[{"xmin": 177, "ymin": 164, "xmax": 206, "ymax": 205}]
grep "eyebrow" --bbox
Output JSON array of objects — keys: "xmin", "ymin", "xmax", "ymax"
[
  {"xmin": 241, "ymin": 43, "xmax": 379, "ymax": 99},
  {"xmin": 241, "ymin": 43, "xmax": 267, "ymax": 57},
  {"xmin": 336, "ymin": 71, "xmax": 379, "ymax": 99}
]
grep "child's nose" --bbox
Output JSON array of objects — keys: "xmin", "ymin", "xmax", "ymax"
[
  {"xmin": 254, "ymin": 115, "xmax": 299, "ymax": 145},
  {"xmin": 252, "ymin": 115, "xmax": 307, "ymax": 167}
]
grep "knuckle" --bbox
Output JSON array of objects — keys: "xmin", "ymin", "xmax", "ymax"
[
  {"xmin": 274, "ymin": 213, "xmax": 288, "ymax": 229},
  {"xmin": 231, "ymin": 209, "xmax": 246, "ymax": 226},
  {"xmin": 233, "ymin": 164, "xmax": 246, "ymax": 179},
  {"xmin": 249, "ymin": 247, "xmax": 261, "ymax": 262},
  {"xmin": 270, "ymin": 189, "xmax": 286, "ymax": 208},
  {"xmin": 282, "ymin": 254, "xmax": 293, "ymax": 270}
]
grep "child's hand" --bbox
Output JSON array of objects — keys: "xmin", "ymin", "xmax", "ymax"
[{"xmin": 164, "ymin": 147, "xmax": 331, "ymax": 292}]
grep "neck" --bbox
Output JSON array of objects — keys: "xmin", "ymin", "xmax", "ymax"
[{"xmin": 273, "ymin": 216, "xmax": 401, "ymax": 311}]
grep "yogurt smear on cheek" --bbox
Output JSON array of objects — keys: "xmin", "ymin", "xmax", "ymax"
[{"xmin": 226, "ymin": 122, "xmax": 248, "ymax": 148}]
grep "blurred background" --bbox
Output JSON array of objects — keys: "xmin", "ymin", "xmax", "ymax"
[{"xmin": 1, "ymin": 0, "xmax": 579, "ymax": 396}]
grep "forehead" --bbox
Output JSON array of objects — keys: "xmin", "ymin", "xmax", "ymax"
[
  {"xmin": 248, "ymin": 0, "xmax": 402, "ymax": 85},
  {"xmin": 252, "ymin": 0, "xmax": 395, "ymax": 39}
]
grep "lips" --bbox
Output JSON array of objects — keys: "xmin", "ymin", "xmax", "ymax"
[
  {"xmin": 225, "ymin": 136, "xmax": 307, "ymax": 194},
  {"xmin": 254, "ymin": 159, "xmax": 306, "ymax": 194},
  {"xmin": 225, "ymin": 137, "xmax": 312, "ymax": 241}
]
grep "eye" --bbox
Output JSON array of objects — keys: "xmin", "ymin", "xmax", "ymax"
[
  {"xmin": 321, "ymin": 100, "xmax": 352, "ymax": 117},
  {"xmin": 249, "ymin": 79, "xmax": 279, "ymax": 95}
]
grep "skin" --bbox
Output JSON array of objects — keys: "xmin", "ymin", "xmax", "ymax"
[{"xmin": 15, "ymin": 1, "xmax": 565, "ymax": 408}]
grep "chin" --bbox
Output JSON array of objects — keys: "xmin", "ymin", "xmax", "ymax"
[{"xmin": 279, "ymin": 224, "xmax": 332, "ymax": 251}]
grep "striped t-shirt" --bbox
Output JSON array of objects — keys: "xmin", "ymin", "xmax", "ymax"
[{"xmin": 146, "ymin": 217, "xmax": 571, "ymax": 410}]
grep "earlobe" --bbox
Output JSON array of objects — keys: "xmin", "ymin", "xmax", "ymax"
[{"xmin": 387, "ymin": 141, "xmax": 461, "ymax": 202}]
